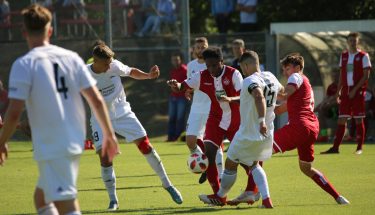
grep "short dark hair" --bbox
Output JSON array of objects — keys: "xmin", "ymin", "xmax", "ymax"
[
  {"xmin": 280, "ymin": 54, "xmax": 304, "ymax": 70},
  {"xmin": 347, "ymin": 32, "xmax": 360, "ymax": 40},
  {"xmin": 91, "ymin": 39, "xmax": 105, "ymax": 49},
  {"xmin": 195, "ymin": 37, "xmax": 208, "ymax": 44},
  {"xmin": 202, "ymin": 47, "xmax": 223, "ymax": 61},
  {"xmin": 171, "ymin": 52, "xmax": 183, "ymax": 59},
  {"xmin": 22, "ymin": 4, "xmax": 52, "ymax": 35},
  {"xmin": 239, "ymin": 50, "xmax": 259, "ymax": 65},
  {"xmin": 92, "ymin": 44, "xmax": 115, "ymax": 59}
]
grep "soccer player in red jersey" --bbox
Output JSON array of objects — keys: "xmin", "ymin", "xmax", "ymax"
[
  {"xmin": 168, "ymin": 47, "xmax": 243, "ymax": 195},
  {"xmin": 321, "ymin": 32, "xmax": 371, "ymax": 155},
  {"xmin": 273, "ymin": 54, "xmax": 350, "ymax": 205}
]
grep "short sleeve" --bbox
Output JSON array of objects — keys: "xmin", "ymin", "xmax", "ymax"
[
  {"xmin": 246, "ymin": 76, "xmax": 262, "ymax": 95},
  {"xmin": 287, "ymin": 73, "xmax": 303, "ymax": 89},
  {"xmin": 8, "ymin": 59, "xmax": 31, "ymax": 100},
  {"xmin": 110, "ymin": 60, "xmax": 132, "ymax": 77},
  {"xmin": 183, "ymin": 71, "xmax": 200, "ymax": 90},
  {"xmin": 232, "ymin": 69, "xmax": 243, "ymax": 92},
  {"xmin": 363, "ymin": 53, "xmax": 372, "ymax": 68},
  {"xmin": 75, "ymin": 55, "xmax": 96, "ymax": 90}
]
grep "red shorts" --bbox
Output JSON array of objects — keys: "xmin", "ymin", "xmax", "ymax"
[
  {"xmin": 339, "ymin": 87, "xmax": 366, "ymax": 118},
  {"xmin": 273, "ymin": 124, "xmax": 318, "ymax": 162},
  {"xmin": 204, "ymin": 118, "xmax": 238, "ymax": 148}
]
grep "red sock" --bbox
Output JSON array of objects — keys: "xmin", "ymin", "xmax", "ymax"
[
  {"xmin": 206, "ymin": 162, "xmax": 220, "ymax": 193},
  {"xmin": 197, "ymin": 139, "xmax": 205, "ymax": 152},
  {"xmin": 333, "ymin": 124, "xmax": 346, "ymax": 150},
  {"xmin": 242, "ymin": 164, "xmax": 258, "ymax": 193},
  {"xmin": 311, "ymin": 172, "xmax": 339, "ymax": 199},
  {"xmin": 356, "ymin": 122, "xmax": 365, "ymax": 150}
]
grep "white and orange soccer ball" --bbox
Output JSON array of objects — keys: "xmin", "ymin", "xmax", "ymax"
[{"xmin": 187, "ymin": 153, "xmax": 209, "ymax": 174}]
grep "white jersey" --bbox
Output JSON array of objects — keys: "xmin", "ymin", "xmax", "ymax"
[
  {"xmin": 187, "ymin": 59, "xmax": 210, "ymax": 114},
  {"xmin": 8, "ymin": 45, "xmax": 96, "ymax": 161},
  {"xmin": 87, "ymin": 59, "xmax": 132, "ymax": 120},
  {"xmin": 234, "ymin": 71, "xmax": 282, "ymax": 142}
]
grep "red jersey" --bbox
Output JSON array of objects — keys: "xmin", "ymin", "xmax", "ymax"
[
  {"xmin": 286, "ymin": 73, "xmax": 319, "ymax": 132},
  {"xmin": 182, "ymin": 66, "xmax": 242, "ymax": 130},
  {"xmin": 170, "ymin": 64, "xmax": 187, "ymax": 97}
]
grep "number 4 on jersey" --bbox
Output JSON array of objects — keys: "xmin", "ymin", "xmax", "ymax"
[{"xmin": 53, "ymin": 63, "xmax": 68, "ymax": 99}]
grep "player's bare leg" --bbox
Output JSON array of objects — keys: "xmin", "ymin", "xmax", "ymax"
[
  {"xmin": 98, "ymin": 150, "xmax": 119, "ymax": 211},
  {"xmin": 34, "ymin": 187, "xmax": 80, "ymax": 214},
  {"xmin": 134, "ymin": 136, "xmax": 183, "ymax": 204},
  {"xmin": 299, "ymin": 160, "xmax": 349, "ymax": 205}
]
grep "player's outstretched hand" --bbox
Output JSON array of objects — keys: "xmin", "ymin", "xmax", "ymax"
[
  {"xmin": 219, "ymin": 95, "xmax": 231, "ymax": 103},
  {"xmin": 185, "ymin": 88, "xmax": 193, "ymax": 101},
  {"xmin": 149, "ymin": 65, "xmax": 160, "ymax": 79},
  {"xmin": 0, "ymin": 143, "xmax": 8, "ymax": 166},
  {"xmin": 167, "ymin": 79, "xmax": 181, "ymax": 93},
  {"xmin": 101, "ymin": 135, "xmax": 120, "ymax": 162}
]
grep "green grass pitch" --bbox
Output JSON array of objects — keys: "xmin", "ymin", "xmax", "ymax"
[{"xmin": 1, "ymin": 140, "xmax": 374, "ymax": 215}]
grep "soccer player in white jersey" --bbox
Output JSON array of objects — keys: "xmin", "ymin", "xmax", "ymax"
[
  {"xmin": 186, "ymin": 37, "xmax": 224, "ymax": 184},
  {"xmin": 0, "ymin": 4, "xmax": 119, "ymax": 215},
  {"xmin": 88, "ymin": 44, "xmax": 183, "ymax": 210},
  {"xmin": 199, "ymin": 50, "xmax": 282, "ymax": 208}
]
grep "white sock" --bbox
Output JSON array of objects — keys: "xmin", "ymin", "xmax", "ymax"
[
  {"xmin": 190, "ymin": 145, "xmax": 203, "ymax": 154},
  {"xmin": 37, "ymin": 203, "xmax": 58, "ymax": 215},
  {"xmin": 251, "ymin": 164, "xmax": 270, "ymax": 199},
  {"xmin": 216, "ymin": 147, "xmax": 224, "ymax": 179},
  {"xmin": 145, "ymin": 149, "xmax": 172, "ymax": 188},
  {"xmin": 217, "ymin": 169, "xmax": 237, "ymax": 198},
  {"xmin": 101, "ymin": 166, "xmax": 118, "ymax": 202},
  {"xmin": 65, "ymin": 211, "xmax": 82, "ymax": 215}
]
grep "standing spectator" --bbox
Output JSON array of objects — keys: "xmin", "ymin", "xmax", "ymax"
[
  {"xmin": 231, "ymin": 39, "xmax": 245, "ymax": 76},
  {"xmin": 321, "ymin": 32, "xmax": 372, "ymax": 155},
  {"xmin": 0, "ymin": 80, "xmax": 8, "ymax": 118},
  {"xmin": 167, "ymin": 53, "xmax": 188, "ymax": 142},
  {"xmin": 236, "ymin": 0, "xmax": 258, "ymax": 32},
  {"xmin": 211, "ymin": 0, "xmax": 234, "ymax": 33},
  {"xmin": 136, "ymin": 0, "xmax": 176, "ymax": 37},
  {"xmin": 314, "ymin": 70, "xmax": 339, "ymax": 142}
]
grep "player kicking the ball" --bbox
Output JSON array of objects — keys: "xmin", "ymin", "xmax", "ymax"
[
  {"xmin": 198, "ymin": 51, "xmax": 282, "ymax": 208},
  {"xmin": 273, "ymin": 54, "xmax": 349, "ymax": 205},
  {"xmin": 88, "ymin": 44, "xmax": 183, "ymax": 210}
]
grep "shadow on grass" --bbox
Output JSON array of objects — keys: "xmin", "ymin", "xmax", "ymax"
[
  {"xmin": 79, "ymin": 183, "xmax": 199, "ymax": 192},
  {"xmin": 81, "ymin": 205, "xmax": 253, "ymax": 214},
  {"xmin": 90, "ymin": 172, "xmax": 190, "ymax": 180}
]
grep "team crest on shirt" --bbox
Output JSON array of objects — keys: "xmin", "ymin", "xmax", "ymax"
[
  {"xmin": 355, "ymin": 57, "xmax": 360, "ymax": 61},
  {"xmin": 223, "ymin": 77, "xmax": 230, "ymax": 85}
]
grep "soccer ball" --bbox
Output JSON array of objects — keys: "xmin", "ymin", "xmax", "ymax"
[{"xmin": 187, "ymin": 153, "xmax": 209, "ymax": 174}]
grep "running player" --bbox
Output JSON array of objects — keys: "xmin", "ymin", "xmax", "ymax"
[
  {"xmin": 0, "ymin": 4, "xmax": 119, "ymax": 215},
  {"xmin": 273, "ymin": 54, "xmax": 350, "ymax": 205},
  {"xmin": 88, "ymin": 44, "xmax": 183, "ymax": 210},
  {"xmin": 198, "ymin": 50, "xmax": 281, "ymax": 208},
  {"xmin": 186, "ymin": 37, "xmax": 224, "ymax": 183},
  {"xmin": 168, "ymin": 47, "xmax": 242, "ymax": 195}
]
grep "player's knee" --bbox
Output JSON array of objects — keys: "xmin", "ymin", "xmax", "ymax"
[{"xmin": 136, "ymin": 136, "xmax": 153, "ymax": 154}]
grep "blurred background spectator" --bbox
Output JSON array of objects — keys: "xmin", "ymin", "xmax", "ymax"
[
  {"xmin": 0, "ymin": 80, "xmax": 9, "ymax": 119},
  {"xmin": 236, "ymin": 0, "xmax": 258, "ymax": 32},
  {"xmin": 167, "ymin": 52, "xmax": 188, "ymax": 142},
  {"xmin": 136, "ymin": 0, "xmax": 176, "ymax": 37},
  {"xmin": 211, "ymin": 0, "xmax": 234, "ymax": 33},
  {"xmin": 231, "ymin": 38, "xmax": 245, "ymax": 76},
  {"xmin": 314, "ymin": 71, "xmax": 339, "ymax": 142},
  {"xmin": 0, "ymin": 0, "xmax": 10, "ymax": 25}
]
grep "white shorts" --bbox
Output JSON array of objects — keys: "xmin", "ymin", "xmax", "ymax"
[
  {"xmin": 227, "ymin": 134, "xmax": 273, "ymax": 166},
  {"xmin": 91, "ymin": 111, "xmax": 147, "ymax": 151},
  {"xmin": 186, "ymin": 112, "xmax": 208, "ymax": 139},
  {"xmin": 37, "ymin": 155, "xmax": 80, "ymax": 203}
]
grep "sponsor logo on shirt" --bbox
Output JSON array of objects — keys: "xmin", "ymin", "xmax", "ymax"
[
  {"xmin": 223, "ymin": 77, "xmax": 230, "ymax": 85},
  {"xmin": 203, "ymin": 82, "xmax": 212, "ymax": 85},
  {"xmin": 355, "ymin": 57, "xmax": 360, "ymax": 61}
]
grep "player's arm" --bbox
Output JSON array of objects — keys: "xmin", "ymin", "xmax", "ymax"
[
  {"xmin": 279, "ymin": 84, "xmax": 297, "ymax": 100},
  {"xmin": 0, "ymin": 99, "xmax": 24, "ymax": 166},
  {"xmin": 349, "ymin": 67, "xmax": 371, "ymax": 98},
  {"xmin": 81, "ymin": 86, "xmax": 119, "ymax": 161},
  {"xmin": 219, "ymin": 95, "xmax": 240, "ymax": 103},
  {"xmin": 129, "ymin": 65, "xmax": 160, "ymax": 80},
  {"xmin": 250, "ymin": 86, "xmax": 267, "ymax": 137},
  {"xmin": 274, "ymin": 102, "xmax": 287, "ymax": 115}
]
